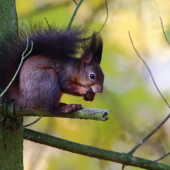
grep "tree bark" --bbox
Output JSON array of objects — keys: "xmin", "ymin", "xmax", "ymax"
[{"xmin": 0, "ymin": 1, "xmax": 23, "ymax": 169}]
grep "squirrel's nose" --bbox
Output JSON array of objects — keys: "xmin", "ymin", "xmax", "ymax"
[{"xmin": 98, "ymin": 86, "xmax": 103, "ymax": 93}]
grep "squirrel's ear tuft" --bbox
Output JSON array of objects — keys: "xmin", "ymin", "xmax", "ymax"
[
  {"xmin": 87, "ymin": 33, "xmax": 103, "ymax": 64},
  {"xmin": 80, "ymin": 51, "xmax": 92, "ymax": 68},
  {"xmin": 93, "ymin": 34, "xmax": 103, "ymax": 64}
]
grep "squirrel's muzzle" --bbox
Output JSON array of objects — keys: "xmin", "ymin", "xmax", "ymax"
[{"xmin": 91, "ymin": 84, "xmax": 103, "ymax": 93}]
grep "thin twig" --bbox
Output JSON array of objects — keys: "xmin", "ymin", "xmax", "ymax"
[
  {"xmin": 158, "ymin": 139, "xmax": 166, "ymax": 155},
  {"xmin": 22, "ymin": 22, "xmax": 33, "ymax": 59},
  {"xmin": 68, "ymin": 0, "xmax": 84, "ymax": 29},
  {"xmin": 96, "ymin": 0, "xmax": 108, "ymax": 34},
  {"xmin": 129, "ymin": 113, "xmax": 170, "ymax": 155},
  {"xmin": 128, "ymin": 31, "xmax": 170, "ymax": 160},
  {"xmin": 0, "ymin": 22, "xmax": 33, "ymax": 98},
  {"xmin": 73, "ymin": 0, "xmax": 78, "ymax": 5},
  {"xmin": 142, "ymin": 152, "xmax": 170, "ymax": 165},
  {"xmin": 68, "ymin": 0, "xmax": 108, "ymax": 31},
  {"xmin": 44, "ymin": 17, "xmax": 51, "ymax": 29},
  {"xmin": 160, "ymin": 17, "xmax": 170, "ymax": 45},
  {"xmin": 24, "ymin": 117, "xmax": 42, "ymax": 128},
  {"xmin": 122, "ymin": 165, "xmax": 125, "ymax": 170},
  {"xmin": 128, "ymin": 31, "xmax": 170, "ymax": 108}
]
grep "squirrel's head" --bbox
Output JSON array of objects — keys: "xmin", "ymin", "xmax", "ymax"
[{"xmin": 77, "ymin": 33, "xmax": 104, "ymax": 93}]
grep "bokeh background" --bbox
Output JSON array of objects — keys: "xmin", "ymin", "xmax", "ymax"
[{"xmin": 15, "ymin": 0, "xmax": 170, "ymax": 169}]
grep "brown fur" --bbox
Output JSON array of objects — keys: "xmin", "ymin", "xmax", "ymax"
[{"xmin": 0, "ymin": 25, "xmax": 104, "ymax": 114}]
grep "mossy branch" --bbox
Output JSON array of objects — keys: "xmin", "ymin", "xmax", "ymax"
[
  {"xmin": 24, "ymin": 128, "xmax": 170, "ymax": 170},
  {"xmin": 14, "ymin": 107, "xmax": 110, "ymax": 121}
]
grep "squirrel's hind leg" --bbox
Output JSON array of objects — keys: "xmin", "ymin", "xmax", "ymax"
[{"xmin": 19, "ymin": 57, "xmax": 62, "ymax": 111}]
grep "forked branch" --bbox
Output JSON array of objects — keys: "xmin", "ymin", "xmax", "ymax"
[
  {"xmin": 24, "ymin": 128, "xmax": 170, "ymax": 170},
  {"xmin": 129, "ymin": 113, "xmax": 170, "ymax": 154},
  {"xmin": 68, "ymin": 0, "xmax": 108, "ymax": 34},
  {"xmin": 68, "ymin": 0, "xmax": 84, "ymax": 29},
  {"xmin": 128, "ymin": 31, "xmax": 170, "ymax": 162}
]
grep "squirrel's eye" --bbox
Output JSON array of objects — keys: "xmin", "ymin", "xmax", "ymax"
[{"xmin": 90, "ymin": 74, "xmax": 95, "ymax": 79}]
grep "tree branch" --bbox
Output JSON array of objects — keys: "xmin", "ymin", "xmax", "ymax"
[
  {"xmin": 160, "ymin": 17, "xmax": 170, "ymax": 45},
  {"xmin": 24, "ymin": 116, "xmax": 42, "ymax": 128},
  {"xmin": 14, "ymin": 107, "xmax": 110, "ymax": 121},
  {"xmin": 129, "ymin": 113, "xmax": 170, "ymax": 155},
  {"xmin": 128, "ymin": 31, "xmax": 170, "ymax": 160},
  {"xmin": 24, "ymin": 128, "xmax": 170, "ymax": 170},
  {"xmin": 142, "ymin": 152, "xmax": 170, "ymax": 165},
  {"xmin": 128, "ymin": 31, "xmax": 170, "ymax": 108},
  {"xmin": 158, "ymin": 139, "xmax": 166, "ymax": 155},
  {"xmin": 96, "ymin": 0, "xmax": 108, "ymax": 34},
  {"xmin": 73, "ymin": 0, "xmax": 78, "ymax": 5},
  {"xmin": 68, "ymin": 0, "xmax": 84, "ymax": 29}
]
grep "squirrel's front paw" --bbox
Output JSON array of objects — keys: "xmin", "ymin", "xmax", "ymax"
[{"xmin": 83, "ymin": 87, "xmax": 95, "ymax": 101}]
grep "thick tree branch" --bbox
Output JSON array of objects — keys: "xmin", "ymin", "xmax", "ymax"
[
  {"xmin": 14, "ymin": 107, "xmax": 110, "ymax": 121},
  {"xmin": 24, "ymin": 128, "xmax": 170, "ymax": 170}
]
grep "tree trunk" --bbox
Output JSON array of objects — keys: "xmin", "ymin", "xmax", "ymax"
[{"xmin": 0, "ymin": 1, "xmax": 23, "ymax": 169}]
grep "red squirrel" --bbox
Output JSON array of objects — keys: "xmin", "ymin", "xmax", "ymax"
[{"xmin": 0, "ymin": 24, "xmax": 104, "ymax": 114}]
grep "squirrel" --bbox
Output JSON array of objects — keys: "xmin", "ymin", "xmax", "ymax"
[{"xmin": 0, "ymin": 23, "xmax": 104, "ymax": 114}]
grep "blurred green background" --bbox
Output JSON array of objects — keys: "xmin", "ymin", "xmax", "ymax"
[{"xmin": 16, "ymin": 0, "xmax": 170, "ymax": 169}]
